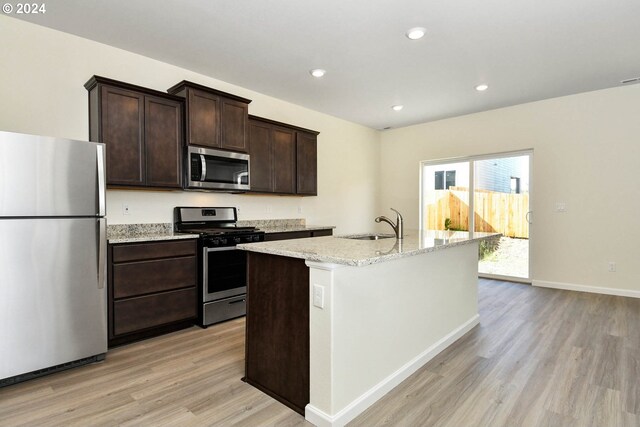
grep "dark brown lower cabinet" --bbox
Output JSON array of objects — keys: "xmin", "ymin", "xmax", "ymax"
[
  {"xmin": 108, "ymin": 239, "xmax": 198, "ymax": 347},
  {"xmin": 244, "ymin": 252, "xmax": 310, "ymax": 415}
]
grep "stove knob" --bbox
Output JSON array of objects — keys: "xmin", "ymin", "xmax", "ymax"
[
  {"xmin": 253, "ymin": 235, "xmax": 260, "ymax": 242},
  {"xmin": 220, "ymin": 238, "xmax": 228, "ymax": 245},
  {"xmin": 234, "ymin": 237, "xmax": 241, "ymax": 244},
  {"xmin": 212, "ymin": 239, "xmax": 220, "ymax": 246},
  {"xmin": 245, "ymin": 236, "xmax": 253, "ymax": 242}
]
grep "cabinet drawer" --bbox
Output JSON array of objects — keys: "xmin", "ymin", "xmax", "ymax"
[
  {"xmin": 113, "ymin": 288, "xmax": 196, "ymax": 335},
  {"xmin": 112, "ymin": 240, "xmax": 196, "ymax": 263},
  {"xmin": 113, "ymin": 256, "xmax": 196, "ymax": 298}
]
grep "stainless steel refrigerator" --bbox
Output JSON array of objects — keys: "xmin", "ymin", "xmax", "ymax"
[{"xmin": 0, "ymin": 130, "xmax": 108, "ymax": 386}]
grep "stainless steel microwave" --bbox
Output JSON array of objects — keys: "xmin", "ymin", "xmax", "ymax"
[{"xmin": 186, "ymin": 146, "xmax": 250, "ymax": 191}]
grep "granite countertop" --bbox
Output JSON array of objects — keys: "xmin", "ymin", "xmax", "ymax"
[
  {"xmin": 237, "ymin": 230, "xmax": 500, "ymax": 267},
  {"xmin": 106, "ymin": 219, "xmax": 334, "ymax": 244},
  {"xmin": 107, "ymin": 223, "xmax": 198, "ymax": 244}
]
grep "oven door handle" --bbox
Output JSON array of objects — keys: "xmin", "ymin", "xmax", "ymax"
[{"xmin": 204, "ymin": 246, "xmax": 239, "ymax": 253}]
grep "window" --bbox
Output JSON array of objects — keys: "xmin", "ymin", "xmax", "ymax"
[
  {"xmin": 435, "ymin": 170, "xmax": 456, "ymax": 190},
  {"xmin": 434, "ymin": 171, "xmax": 444, "ymax": 189},
  {"xmin": 446, "ymin": 171, "xmax": 456, "ymax": 189},
  {"xmin": 510, "ymin": 177, "xmax": 520, "ymax": 194}
]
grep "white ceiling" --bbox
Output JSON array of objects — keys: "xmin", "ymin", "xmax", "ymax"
[{"xmin": 11, "ymin": 0, "xmax": 640, "ymax": 129}]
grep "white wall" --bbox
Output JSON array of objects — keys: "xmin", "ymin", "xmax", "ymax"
[
  {"xmin": 0, "ymin": 16, "xmax": 380, "ymax": 233},
  {"xmin": 379, "ymin": 85, "xmax": 640, "ymax": 293}
]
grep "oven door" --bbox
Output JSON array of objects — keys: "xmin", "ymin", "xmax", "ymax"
[
  {"xmin": 202, "ymin": 246, "xmax": 247, "ymax": 302},
  {"xmin": 187, "ymin": 146, "xmax": 250, "ymax": 191}
]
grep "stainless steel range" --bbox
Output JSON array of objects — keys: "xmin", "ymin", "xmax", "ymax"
[{"xmin": 174, "ymin": 207, "xmax": 265, "ymax": 327}]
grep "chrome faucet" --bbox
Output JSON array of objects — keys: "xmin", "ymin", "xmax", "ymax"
[{"xmin": 375, "ymin": 208, "xmax": 404, "ymax": 240}]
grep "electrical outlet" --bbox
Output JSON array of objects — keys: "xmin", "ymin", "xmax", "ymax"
[
  {"xmin": 122, "ymin": 204, "xmax": 130, "ymax": 215},
  {"xmin": 555, "ymin": 202, "xmax": 567, "ymax": 213},
  {"xmin": 313, "ymin": 284, "xmax": 324, "ymax": 309},
  {"xmin": 608, "ymin": 261, "xmax": 616, "ymax": 272}
]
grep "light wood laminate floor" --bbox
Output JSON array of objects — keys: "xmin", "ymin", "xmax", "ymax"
[{"xmin": 1, "ymin": 279, "xmax": 639, "ymax": 426}]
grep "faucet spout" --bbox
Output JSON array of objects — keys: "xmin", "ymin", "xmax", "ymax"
[{"xmin": 374, "ymin": 208, "xmax": 404, "ymax": 240}]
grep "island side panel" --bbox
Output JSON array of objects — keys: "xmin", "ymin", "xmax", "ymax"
[
  {"xmin": 244, "ymin": 252, "xmax": 310, "ymax": 415},
  {"xmin": 307, "ymin": 242, "xmax": 480, "ymax": 424}
]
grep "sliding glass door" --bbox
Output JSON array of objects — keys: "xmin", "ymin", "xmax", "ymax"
[{"xmin": 421, "ymin": 151, "xmax": 532, "ymax": 281}]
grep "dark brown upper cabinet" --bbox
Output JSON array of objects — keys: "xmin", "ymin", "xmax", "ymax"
[
  {"xmin": 296, "ymin": 131, "xmax": 318, "ymax": 196},
  {"xmin": 272, "ymin": 126, "xmax": 296, "ymax": 193},
  {"xmin": 168, "ymin": 81, "xmax": 251, "ymax": 153},
  {"xmin": 248, "ymin": 119, "xmax": 273, "ymax": 192},
  {"xmin": 85, "ymin": 76, "xmax": 183, "ymax": 189},
  {"xmin": 248, "ymin": 115, "xmax": 319, "ymax": 196}
]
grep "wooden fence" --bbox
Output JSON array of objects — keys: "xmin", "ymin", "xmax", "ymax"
[{"xmin": 425, "ymin": 187, "xmax": 529, "ymax": 238}]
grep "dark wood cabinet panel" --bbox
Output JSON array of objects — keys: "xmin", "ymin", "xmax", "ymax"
[
  {"xmin": 108, "ymin": 239, "xmax": 197, "ymax": 347},
  {"xmin": 145, "ymin": 95, "xmax": 183, "ymax": 188},
  {"xmin": 86, "ymin": 76, "xmax": 184, "ymax": 190},
  {"xmin": 296, "ymin": 132, "xmax": 318, "ymax": 195},
  {"xmin": 187, "ymin": 88, "xmax": 220, "ymax": 148},
  {"xmin": 100, "ymin": 86, "xmax": 145, "ymax": 186},
  {"xmin": 248, "ymin": 119, "xmax": 273, "ymax": 192},
  {"xmin": 311, "ymin": 229, "xmax": 333, "ymax": 237},
  {"xmin": 247, "ymin": 115, "xmax": 319, "ymax": 196},
  {"xmin": 264, "ymin": 231, "xmax": 312, "ymax": 241},
  {"xmin": 245, "ymin": 252, "xmax": 309, "ymax": 415},
  {"xmin": 221, "ymin": 98, "xmax": 249, "ymax": 152},
  {"xmin": 113, "ymin": 288, "xmax": 196, "ymax": 336},
  {"xmin": 112, "ymin": 239, "xmax": 196, "ymax": 263},
  {"xmin": 272, "ymin": 126, "xmax": 296, "ymax": 194},
  {"xmin": 264, "ymin": 229, "xmax": 333, "ymax": 242},
  {"xmin": 113, "ymin": 256, "xmax": 196, "ymax": 299},
  {"xmin": 168, "ymin": 81, "xmax": 251, "ymax": 153}
]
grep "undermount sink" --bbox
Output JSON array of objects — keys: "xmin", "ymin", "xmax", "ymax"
[{"xmin": 340, "ymin": 234, "xmax": 396, "ymax": 241}]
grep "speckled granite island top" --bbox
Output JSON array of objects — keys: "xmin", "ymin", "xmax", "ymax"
[{"xmin": 237, "ymin": 230, "xmax": 499, "ymax": 267}]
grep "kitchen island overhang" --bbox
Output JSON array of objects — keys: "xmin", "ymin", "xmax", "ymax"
[{"xmin": 238, "ymin": 230, "xmax": 498, "ymax": 427}]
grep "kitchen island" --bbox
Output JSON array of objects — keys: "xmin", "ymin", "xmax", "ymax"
[{"xmin": 237, "ymin": 230, "xmax": 498, "ymax": 427}]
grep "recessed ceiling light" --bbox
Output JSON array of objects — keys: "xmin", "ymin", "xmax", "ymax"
[
  {"xmin": 475, "ymin": 84, "xmax": 489, "ymax": 91},
  {"xmin": 309, "ymin": 69, "xmax": 326, "ymax": 78},
  {"xmin": 406, "ymin": 27, "xmax": 426, "ymax": 40},
  {"xmin": 392, "ymin": 105, "xmax": 404, "ymax": 111}
]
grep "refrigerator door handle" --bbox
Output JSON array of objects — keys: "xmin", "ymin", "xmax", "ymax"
[
  {"xmin": 96, "ymin": 144, "xmax": 106, "ymax": 216},
  {"xmin": 97, "ymin": 218, "xmax": 106, "ymax": 289}
]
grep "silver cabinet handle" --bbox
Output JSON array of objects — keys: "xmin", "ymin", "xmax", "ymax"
[
  {"xmin": 229, "ymin": 299, "xmax": 246, "ymax": 305},
  {"xmin": 526, "ymin": 211, "xmax": 533, "ymax": 224}
]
